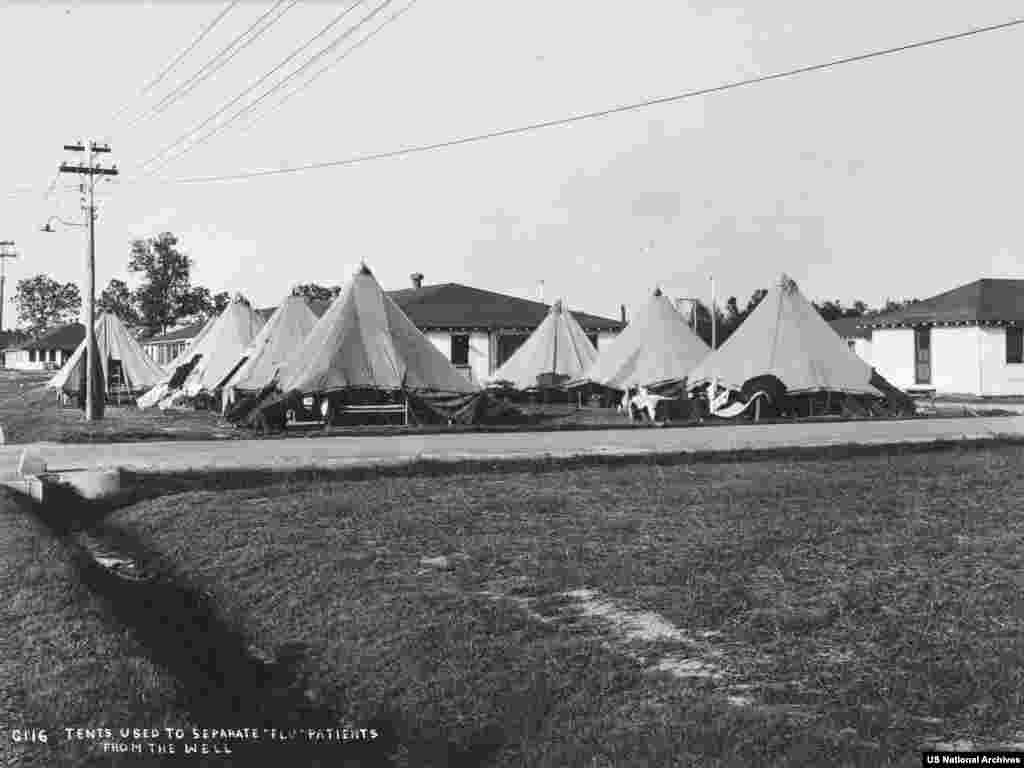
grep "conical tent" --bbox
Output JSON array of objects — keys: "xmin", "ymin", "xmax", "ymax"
[
  {"xmin": 485, "ymin": 299, "xmax": 597, "ymax": 389},
  {"xmin": 223, "ymin": 293, "xmax": 319, "ymax": 395},
  {"xmin": 686, "ymin": 274, "xmax": 881, "ymax": 396},
  {"xmin": 49, "ymin": 312, "xmax": 165, "ymax": 395},
  {"xmin": 167, "ymin": 316, "xmax": 216, "ymax": 371},
  {"xmin": 279, "ymin": 264, "xmax": 479, "ymax": 395},
  {"xmin": 582, "ymin": 289, "xmax": 710, "ymax": 391},
  {"xmin": 179, "ymin": 295, "xmax": 266, "ymax": 396}
]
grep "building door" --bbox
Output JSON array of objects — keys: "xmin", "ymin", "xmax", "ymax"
[{"xmin": 914, "ymin": 327, "xmax": 931, "ymax": 385}]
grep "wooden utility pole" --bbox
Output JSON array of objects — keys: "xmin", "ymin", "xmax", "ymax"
[
  {"xmin": 0, "ymin": 241, "xmax": 15, "ymax": 333},
  {"xmin": 59, "ymin": 141, "xmax": 118, "ymax": 421}
]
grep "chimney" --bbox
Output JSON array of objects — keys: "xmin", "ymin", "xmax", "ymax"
[
  {"xmin": 537, "ymin": 280, "xmax": 545, "ymax": 302},
  {"xmin": 620, "ymin": 304, "xmax": 627, "ymax": 324},
  {"xmin": 410, "ymin": 272, "xmax": 424, "ymax": 289}
]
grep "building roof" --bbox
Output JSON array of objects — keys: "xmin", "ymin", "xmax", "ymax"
[
  {"xmin": 862, "ymin": 279, "xmax": 1024, "ymax": 328},
  {"xmin": 22, "ymin": 323, "xmax": 85, "ymax": 351},
  {"xmin": 143, "ymin": 320, "xmax": 209, "ymax": 345},
  {"xmin": 387, "ymin": 283, "xmax": 624, "ymax": 332},
  {"xmin": 829, "ymin": 317, "xmax": 873, "ymax": 339},
  {"xmin": 135, "ymin": 285, "xmax": 623, "ymax": 346}
]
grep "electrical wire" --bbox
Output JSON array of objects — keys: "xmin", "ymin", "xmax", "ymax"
[
  {"xmin": 133, "ymin": 1, "xmax": 369, "ymax": 172},
  {"xmin": 235, "ymin": 0, "xmax": 419, "ymax": 141},
  {"xmin": 143, "ymin": 0, "xmax": 395, "ymax": 178},
  {"xmin": 125, "ymin": 0, "xmax": 300, "ymax": 131},
  {"xmin": 138, "ymin": 15, "xmax": 1024, "ymax": 185},
  {"xmin": 107, "ymin": 2, "xmax": 240, "ymax": 127}
]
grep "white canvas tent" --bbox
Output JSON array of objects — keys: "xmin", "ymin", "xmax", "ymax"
[
  {"xmin": 279, "ymin": 264, "xmax": 479, "ymax": 395},
  {"xmin": 222, "ymin": 293, "xmax": 319, "ymax": 399},
  {"xmin": 686, "ymin": 274, "xmax": 882, "ymax": 396},
  {"xmin": 485, "ymin": 299, "xmax": 597, "ymax": 389},
  {"xmin": 136, "ymin": 316, "xmax": 220, "ymax": 408},
  {"xmin": 48, "ymin": 312, "xmax": 165, "ymax": 398},
  {"xmin": 179, "ymin": 294, "xmax": 266, "ymax": 396},
  {"xmin": 167, "ymin": 315, "xmax": 216, "ymax": 371},
  {"xmin": 581, "ymin": 288, "xmax": 710, "ymax": 391}
]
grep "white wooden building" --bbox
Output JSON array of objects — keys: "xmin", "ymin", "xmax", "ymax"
[{"xmin": 863, "ymin": 279, "xmax": 1024, "ymax": 396}]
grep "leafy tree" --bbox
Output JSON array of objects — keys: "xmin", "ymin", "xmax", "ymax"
[
  {"xmin": 292, "ymin": 283, "xmax": 342, "ymax": 303},
  {"xmin": 128, "ymin": 233, "xmax": 215, "ymax": 334},
  {"xmin": 14, "ymin": 274, "xmax": 82, "ymax": 336},
  {"xmin": 212, "ymin": 291, "xmax": 230, "ymax": 315},
  {"xmin": 97, "ymin": 278, "xmax": 140, "ymax": 327}
]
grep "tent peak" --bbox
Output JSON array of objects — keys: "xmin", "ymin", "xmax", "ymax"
[
  {"xmin": 357, "ymin": 262, "xmax": 373, "ymax": 277},
  {"xmin": 778, "ymin": 274, "xmax": 798, "ymax": 293},
  {"xmin": 653, "ymin": 287, "xmax": 663, "ymax": 297}
]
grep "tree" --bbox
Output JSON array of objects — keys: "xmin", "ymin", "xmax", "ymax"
[
  {"xmin": 14, "ymin": 274, "xmax": 82, "ymax": 337},
  {"xmin": 212, "ymin": 291, "xmax": 230, "ymax": 315},
  {"xmin": 292, "ymin": 283, "xmax": 341, "ymax": 303},
  {"xmin": 129, "ymin": 232, "xmax": 209, "ymax": 335},
  {"xmin": 97, "ymin": 278, "xmax": 140, "ymax": 327}
]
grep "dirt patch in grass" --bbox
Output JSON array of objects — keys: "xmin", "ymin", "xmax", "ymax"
[{"xmin": 94, "ymin": 440, "xmax": 1024, "ymax": 766}]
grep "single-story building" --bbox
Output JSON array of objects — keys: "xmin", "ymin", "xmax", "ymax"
[
  {"xmin": 861, "ymin": 278, "xmax": 1024, "ymax": 396},
  {"xmin": 388, "ymin": 274, "xmax": 624, "ymax": 384},
  {"xmin": 829, "ymin": 317, "xmax": 872, "ymax": 363},
  {"xmin": 142, "ymin": 277, "xmax": 625, "ymax": 386},
  {"xmin": 140, "ymin": 320, "xmax": 209, "ymax": 368},
  {"xmin": 3, "ymin": 323, "xmax": 85, "ymax": 371}
]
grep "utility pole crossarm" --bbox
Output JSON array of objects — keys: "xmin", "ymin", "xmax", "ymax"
[{"xmin": 59, "ymin": 163, "xmax": 119, "ymax": 176}]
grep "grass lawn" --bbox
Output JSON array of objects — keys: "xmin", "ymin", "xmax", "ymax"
[
  {"xmin": 0, "ymin": 489, "xmax": 184, "ymax": 767},
  {"xmin": 67, "ymin": 442, "xmax": 1024, "ymax": 767}
]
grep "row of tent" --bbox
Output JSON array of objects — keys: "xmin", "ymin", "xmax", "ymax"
[
  {"xmin": 48, "ymin": 267, "xmax": 899, "ymax": 418},
  {"xmin": 487, "ymin": 273, "xmax": 886, "ymax": 400}
]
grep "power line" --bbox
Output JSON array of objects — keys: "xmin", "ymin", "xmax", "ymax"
[
  {"xmin": 124, "ymin": 0, "xmax": 299, "ymax": 131},
  {"xmin": 134, "ymin": 15, "xmax": 1024, "ymax": 186},
  {"xmin": 142, "ymin": 0, "xmax": 396, "ymax": 178},
  {"xmin": 235, "ymin": 0, "xmax": 420, "ymax": 141},
  {"xmin": 107, "ymin": 2, "xmax": 240, "ymax": 127},
  {"xmin": 133, "ymin": 1, "xmax": 368, "ymax": 172}
]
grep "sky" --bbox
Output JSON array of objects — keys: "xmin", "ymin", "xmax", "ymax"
[{"xmin": 1, "ymin": 0, "xmax": 1023, "ymax": 331}]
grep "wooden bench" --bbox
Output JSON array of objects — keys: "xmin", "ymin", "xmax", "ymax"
[
  {"xmin": 338, "ymin": 402, "xmax": 408, "ymax": 425},
  {"xmin": 288, "ymin": 399, "xmax": 409, "ymax": 426}
]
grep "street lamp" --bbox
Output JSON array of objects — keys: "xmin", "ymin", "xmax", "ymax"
[
  {"xmin": 40, "ymin": 215, "xmax": 87, "ymax": 232},
  {"xmin": 40, "ymin": 213, "xmax": 102, "ymax": 419}
]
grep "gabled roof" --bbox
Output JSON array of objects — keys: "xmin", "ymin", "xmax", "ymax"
[
  {"xmin": 23, "ymin": 323, "xmax": 85, "ymax": 351},
  {"xmin": 143, "ymin": 320, "xmax": 209, "ymax": 345},
  {"xmin": 387, "ymin": 283, "xmax": 623, "ymax": 332},
  {"xmin": 829, "ymin": 317, "xmax": 872, "ymax": 339},
  {"xmin": 862, "ymin": 279, "xmax": 1024, "ymax": 328}
]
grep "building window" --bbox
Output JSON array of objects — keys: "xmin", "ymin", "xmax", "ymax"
[
  {"xmin": 847, "ymin": 340, "xmax": 856, "ymax": 350},
  {"xmin": 49, "ymin": 349, "xmax": 57, "ymax": 362},
  {"xmin": 914, "ymin": 326, "xmax": 931, "ymax": 385},
  {"xmin": 496, "ymin": 333, "xmax": 529, "ymax": 367},
  {"xmin": 450, "ymin": 334, "xmax": 470, "ymax": 366},
  {"xmin": 28, "ymin": 350, "xmax": 36, "ymax": 363},
  {"xmin": 1007, "ymin": 327, "xmax": 1023, "ymax": 364}
]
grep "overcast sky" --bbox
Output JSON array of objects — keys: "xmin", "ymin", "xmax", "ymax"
[{"xmin": 1, "ymin": 1, "xmax": 1022, "ymax": 329}]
